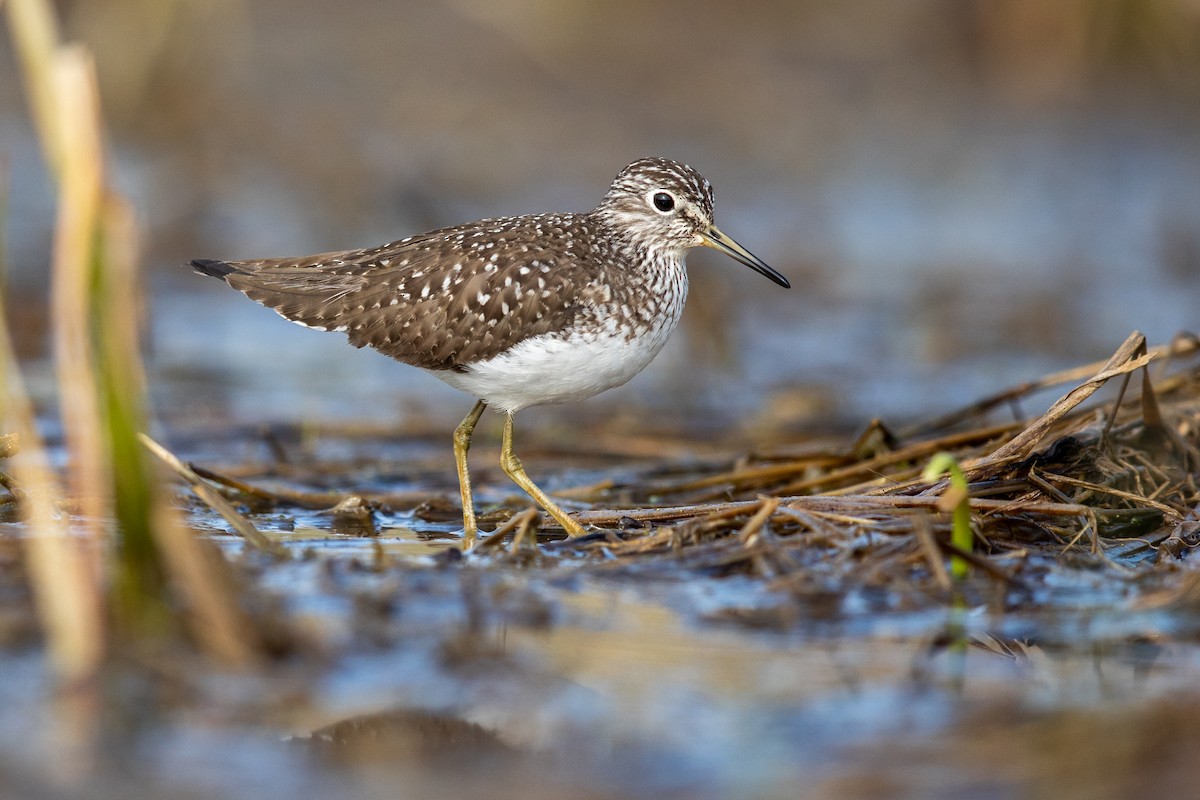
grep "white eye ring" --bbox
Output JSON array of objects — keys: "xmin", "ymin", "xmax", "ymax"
[{"xmin": 649, "ymin": 191, "xmax": 677, "ymax": 214}]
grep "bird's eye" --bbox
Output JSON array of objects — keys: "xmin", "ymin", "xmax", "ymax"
[{"xmin": 652, "ymin": 192, "xmax": 676, "ymax": 213}]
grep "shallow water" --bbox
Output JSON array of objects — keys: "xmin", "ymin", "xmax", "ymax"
[
  {"xmin": 3, "ymin": 525, "xmax": 1198, "ymax": 799},
  {"xmin": 2, "ymin": 404, "xmax": 1200, "ymax": 799}
]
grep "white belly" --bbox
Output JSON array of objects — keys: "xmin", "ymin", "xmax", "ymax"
[{"xmin": 437, "ymin": 312, "xmax": 681, "ymax": 413}]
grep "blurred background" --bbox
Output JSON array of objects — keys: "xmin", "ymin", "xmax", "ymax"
[{"xmin": 4, "ymin": 0, "xmax": 1200, "ymax": 432}]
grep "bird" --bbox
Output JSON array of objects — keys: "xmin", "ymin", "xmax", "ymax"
[{"xmin": 191, "ymin": 156, "xmax": 790, "ymax": 542}]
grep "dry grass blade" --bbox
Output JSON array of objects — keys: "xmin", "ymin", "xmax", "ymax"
[
  {"xmin": 913, "ymin": 515, "xmax": 952, "ymax": 591},
  {"xmin": 0, "ymin": 306, "xmax": 104, "ymax": 683},
  {"xmin": 139, "ymin": 434, "xmax": 285, "ymax": 557},
  {"xmin": 475, "ymin": 506, "xmax": 539, "ymax": 552},
  {"xmin": 736, "ymin": 497, "xmax": 780, "ymax": 545},
  {"xmin": 617, "ymin": 421, "xmax": 1019, "ymax": 499},
  {"xmin": 47, "ymin": 46, "xmax": 108, "ymax": 532},
  {"xmin": 510, "ymin": 508, "xmax": 542, "ymax": 553},
  {"xmin": 812, "ymin": 423, "xmax": 1016, "ymax": 496},
  {"xmin": 1038, "ymin": 471, "xmax": 1181, "ymax": 519},
  {"xmin": 5, "ymin": 0, "xmax": 62, "ymax": 173},
  {"xmin": 574, "ymin": 495, "xmax": 1096, "ymax": 526},
  {"xmin": 967, "ymin": 331, "xmax": 1151, "ymax": 476},
  {"xmin": 3, "ymin": 12, "xmax": 108, "ymax": 683},
  {"xmin": 190, "ymin": 464, "xmax": 365, "ymax": 510},
  {"xmin": 148, "ymin": 505, "xmax": 263, "ymax": 669},
  {"xmin": 7, "ymin": 0, "xmax": 270, "ymax": 671}
]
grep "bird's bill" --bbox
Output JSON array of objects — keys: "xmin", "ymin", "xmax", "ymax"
[{"xmin": 700, "ymin": 226, "xmax": 790, "ymax": 288}]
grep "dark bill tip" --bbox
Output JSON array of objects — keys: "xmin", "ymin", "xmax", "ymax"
[{"xmin": 701, "ymin": 226, "xmax": 790, "ymax": 288}]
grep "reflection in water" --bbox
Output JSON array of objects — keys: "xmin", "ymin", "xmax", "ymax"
[
  {"xmin": 0, "ymin": 508, "xmax": 1196, "ymax": 798},
  {"xmin": 274, "ymin": 575, "xmax": 1200, "ymax": 797}
]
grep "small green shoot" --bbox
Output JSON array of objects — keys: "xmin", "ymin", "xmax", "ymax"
[{"xmin": 922, "ymin": 452, "xmax": 974, "ymax": 581}]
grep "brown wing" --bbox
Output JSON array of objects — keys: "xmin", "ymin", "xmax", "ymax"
[{"xmin": 195, "ymin": 215, "xmax": 603, "ymax": 371}]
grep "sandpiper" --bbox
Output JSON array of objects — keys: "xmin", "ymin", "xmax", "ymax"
[{"xmin": 192, "ymin": 157, "xmax": 789, "ymax": 541}]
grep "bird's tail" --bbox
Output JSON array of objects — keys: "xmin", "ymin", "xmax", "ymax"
[{"xmin": 190, "ymin": 258, "xmax": 244, "ymax": 281}]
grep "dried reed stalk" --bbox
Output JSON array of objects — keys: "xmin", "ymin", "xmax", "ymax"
[
  {"xmin": 5, "ymin": 1, "xmax": 108, "ymax": 683},
  {"xmin": 48, "ymin": 47, "xmax": 110, "ymax": 533},
  {"xmin": 6, "ymin": 0, "xmax": 262, "ymax": 672},
  {"xmin": 0, "ymin": 308, "xmax": 105, "ymax": 683}
]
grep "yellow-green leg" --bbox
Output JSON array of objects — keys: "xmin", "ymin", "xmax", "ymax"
[
  {"xmin": 453, "ymin": 400, "xmax": 487, "ymax": 545},
  {"xmin": 500, "ymin": 412, "xmax": 587, "ymax": 537}
]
